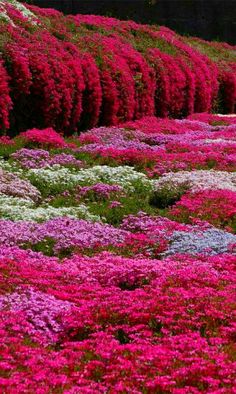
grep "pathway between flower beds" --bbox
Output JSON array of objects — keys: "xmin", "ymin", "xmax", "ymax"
[{"xmin": 0, "ymin": 113, "xmax": 236, "ymax": 393}]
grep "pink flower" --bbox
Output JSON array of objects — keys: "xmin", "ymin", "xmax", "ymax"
[{"xmin": 109, "ymin": 201, "xmax": 122, "ymax": 208}]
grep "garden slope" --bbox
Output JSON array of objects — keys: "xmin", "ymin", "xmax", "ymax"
[{"xmin": 0, "ymin": 114, "xmax": 236, "ymax": 392}]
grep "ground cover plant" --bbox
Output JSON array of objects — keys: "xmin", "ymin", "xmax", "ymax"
[
  {"xmin": 0, "ymin": 114, "xmax": 236, "ymax": 393},
  {"xmin": 0, "ymin": 1, "xmax": 236, "ymax": 393}
]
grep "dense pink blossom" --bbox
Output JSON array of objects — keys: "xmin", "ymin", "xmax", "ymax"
[
  {"xmin": 0, "ymin": 247, "xmax": 235, "ymax": 392},
  {"xmin": 168, "ymin": 189, "xmax": 236, "ymax": 231},
  {"xmin": 0, "ymin": 5, "xmax": 234, "ymax": 134},
  {"xmin": 77, "ymin": 117, "xmax": 236, "ymax": 173},
  {"xmin": 19, "ymin": 127, "xmax": 67, "ymax": 149}
]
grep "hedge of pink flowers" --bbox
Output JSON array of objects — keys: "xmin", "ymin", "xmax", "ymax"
[
  {"xmin": 0, "ymin": 113, "xmax": 236, "ymax": 392},
  {"xmin": 0, "ymin": 1, "xmax": 235, "ymax": 135}
]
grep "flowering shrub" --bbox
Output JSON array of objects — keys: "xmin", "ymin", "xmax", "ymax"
[
  {"xmin": 76, "ymin": 183, "xmax": 123, "ymax": 201},
  {"xmin": 187, "ymin": 112, "xmax": 236, "ymax": 125},
  {"xmin": 11, "ymin": 148, "xmax": 82, "ymax": 169},
  {"xmin": 0, "ymin": 218, "xmax": 129, "ymax": 255},
  {"xmin": 168, "ymin": 189, "xmax": 236, "ymax": 231},
  {"xmin": 0, "ymin": 1, "xmax": 235, "ymax": 135},
  {"xmin": 155, "ymin": 170, "xmax": 236, "ymax": 193},
  {"xmin": 26, "ymin": 164, "xmax": 154, "ymax": 197},
  {"xmin": 0, "ymin": 196, "xmax": 100, "ymax": 222},
  {"xmin": 76, "ymin": 117, "xmax": 236, "ymax": 174},
  {"xmin": 0, "ymin": 168, "xmax": 41, "ymax": 201},
  {"xmin": 19, "ymin": 128, "xmax": 67, "ymax": 149}
]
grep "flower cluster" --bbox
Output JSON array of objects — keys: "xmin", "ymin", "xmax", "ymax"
[
  {"xmin": 77, "ymin": 115, "xmax": 236, "ymax": 174},
  {"xmin": 27, "ymin": 164, "xmax": 154, "ymax": 195},
  {"xmin": 0, "ymin": 196, "xmax": 100, "ymax": 222},
  {"xmin": 155, "ymin": 170, "xmax": 236, "ymax": 193},
  {"xmin": 0, "ymin": 218, "xmax": 129, "ymax": 255},
  {"xmin": 12, "ymin": 148, "xmax": 82, "ymax": 169},
  {"xmin": 0, "ymin": 168, "xmax": 41, "ymax": 201},
  {"xmin": 168, "ymin": 189, "xmax": 236, "ymax": 231},
  {"xmin": 0, "ymin": 246, "xmax": 235, "ymax": 392},
  {"xmin": 76, "ymin": 183, "xmax": 123, "ymax": 201},
  {"xmin": 19, "ymin": 128, "xmax": 67, "ymax": 149}
]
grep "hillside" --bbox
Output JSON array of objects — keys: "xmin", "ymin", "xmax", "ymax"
[{"xmin": 0, "ymin": 0, "xmax": 235, "ymax": 135}]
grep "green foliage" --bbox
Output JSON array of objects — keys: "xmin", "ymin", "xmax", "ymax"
[
  {"xmin": 149, "ymin": 185, "xmax": 188, "ymax": 209},
  {"xmin": 88, "ymin": 194, "xmax": 156, "ymax": 226},
  {"xmin": 22, "ymin": 237, "xmax": 56, "ymax": 257}
]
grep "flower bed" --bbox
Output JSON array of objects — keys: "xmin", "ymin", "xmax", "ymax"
[{"xmin": 0, "ymin": 114, "xmax": 236, "ymax": 392}]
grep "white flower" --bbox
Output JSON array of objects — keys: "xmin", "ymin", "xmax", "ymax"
[
  {"xmin": 0, "ymin": 159, "xmax": 23, "ymax": 174},
  {"xmin": 203, "ymin": 138, "xmax": 236, "ymax": 145},
  {"xmin": 27, "ymin": 165, "xmax": 154, "ymax": 192},
  {"xmin": 155, "ymin": 170, "xmax": 236, "ymax": 193},
  {"xmin": 0, "ymin": 194, "xmax": 100, "ymax": 222}
]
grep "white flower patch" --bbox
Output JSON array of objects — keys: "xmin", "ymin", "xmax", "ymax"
[
  {"xmin": 27, "ymin": 165, "xmax": 80, "ymax": 190},
  {"xmin": 203, "ymin": 138, "xmax": 236, "ymax": 145},
  {"xmin": 0, "ymin": 194, "xmax": 100, "ymax": 222},
  {"xmin": 0, "ymin": 159, "xmax": 23, "ymax": 175},
  {"xmin": 155, "ymin": 170, "xmax": 236, "ymax": 193},
  {"xmin": 0, "ymin": 193, "xmax": 34, "ymax": 208},
  {"xmin": 27, "ymin": 165, "xmax": 154, "ymax": 192},
  {"xmin": 2, "ymin": 205, "xmax": 101, "ymax": 222},
  {"xmin": 75, "ymin": 165, "xmax": 154, "ymax": 192}
]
